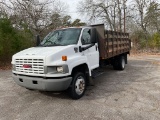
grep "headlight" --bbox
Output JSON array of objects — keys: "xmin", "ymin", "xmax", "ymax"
[
  {"xmin": 46, "ymin": 65, "xmax": 69, "ymax": 74},
  {"xmin": 57, "ymin": 66, "xmax": 63, "ymax": 73}
]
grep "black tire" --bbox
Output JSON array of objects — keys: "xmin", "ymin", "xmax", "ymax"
[
  {"xmin": 113, "ymin": 55, "xmax": 125, "ymax": 70},
  {"xmin": 113, "ymin": 59, "xmax": 118, "ymax": 70},
  {"xmin": 118, "ymin": 56, "xmax": 125, "ymax": 70},
  {"xmin": 69, "ymin": 72, "xmax": 86, "ymax": 100}
]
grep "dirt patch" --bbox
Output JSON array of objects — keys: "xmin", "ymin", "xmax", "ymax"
[
  {"xmin": 130, "ymin": 49, "xmax": 160, "ymax": 56},
  {"xmin": 130, "ymin": 54, "xmax": 160, "ymax": 66},
  {"xmin": 0, "ymin": 63, "xmax": 11, "ymax": 70},
  {"xmin": 151, "ymin": 61, "xmax": 160, "ymax": 65}
]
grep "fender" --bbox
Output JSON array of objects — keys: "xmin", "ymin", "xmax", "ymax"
[{"xmin": 67, "ymin": 56, "xmax": 91, "ymax": 76}]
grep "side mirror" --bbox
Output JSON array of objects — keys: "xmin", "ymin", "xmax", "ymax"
[
  {"xmin": 36, "ymin": 35, "xmax": 41, "ymax": 46},
  {"xmin": 91, "ymin": 28, "xmax": 97, "ymax": 43},
  {"xmin": 79, "ymin": 46, "xmax": 82, "ymax": 52}
]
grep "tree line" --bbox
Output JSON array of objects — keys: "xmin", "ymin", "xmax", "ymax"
[
  {"xmin": 0, "ymin": 0, "xmax": 85, "ymax": 64},
  {"xmin": 78, "ymin": 0, "xmax": 160, "ymax": 51},
  {"xmin": 0, "ymin": 0, "xmax": 160, "ymax": 64}
]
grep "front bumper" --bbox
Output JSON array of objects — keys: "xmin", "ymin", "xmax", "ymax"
[{"xmin": 12, "ymin": 74, "xmax": 72, "ymax": 91}]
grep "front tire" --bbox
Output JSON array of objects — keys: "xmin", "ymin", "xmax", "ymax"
[{"xmin": 69, "ymin": 72, "xmax": 86, "ymax": 100}]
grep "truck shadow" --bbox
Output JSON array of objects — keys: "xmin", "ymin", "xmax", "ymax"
[
  {"xmin": 38, "ymin": 59, "xmax": 156, "ymax": 100},
  {"xmin": 39, "ymin": 91, "xmax": 70, "ymax": 99},
  {"xmin": 83, "ymin": 59, "xmax": 157, "ymax": 100}
]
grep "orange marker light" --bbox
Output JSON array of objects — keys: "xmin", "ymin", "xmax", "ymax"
[{"xmin": 62, "ymin": 56, "xmax": 67, "ymax": 61}]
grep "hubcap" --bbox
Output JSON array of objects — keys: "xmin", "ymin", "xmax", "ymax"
[{"xmin": 75, "ymin": 76, "xmax": 85, "ymax": 95}]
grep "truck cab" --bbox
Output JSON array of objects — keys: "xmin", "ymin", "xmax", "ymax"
[{"xmin": 12, "ymin": 26, "xmax": 99, "ymax": 99}]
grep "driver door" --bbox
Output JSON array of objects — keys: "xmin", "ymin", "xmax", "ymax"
[{"xmin": 81, "ymin": 28, "xmax": 99, "ymax": 69}]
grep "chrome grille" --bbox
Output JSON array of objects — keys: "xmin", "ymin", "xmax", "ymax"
[{"xmin": 15, "ymin": 59, "xmax": 44, "ymax": 74}]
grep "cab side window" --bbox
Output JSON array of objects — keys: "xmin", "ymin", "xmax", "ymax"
[{"xmin": 81, "ymin": 28, "xmax": 91, "ymax": 45}]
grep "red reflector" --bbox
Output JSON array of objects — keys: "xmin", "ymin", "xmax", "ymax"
[{"xmin": 23, "ymin": 64, "xmax": 32, "ymax": 68}]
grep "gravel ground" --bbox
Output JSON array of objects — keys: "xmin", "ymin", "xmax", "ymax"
[{"xmin": 0, "ymin": 55, "xmax": 160, "ymax": 120}]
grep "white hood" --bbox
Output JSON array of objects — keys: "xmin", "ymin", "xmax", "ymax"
[
  {"xmin": 12, "ymin": 45, "xmax": 78, "ymax": 65},
  {"xmin": 13, "ymin": 46, "xmax": 66, "ymax": 57}
]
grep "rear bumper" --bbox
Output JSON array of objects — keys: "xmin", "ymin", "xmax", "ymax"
[{"xmin": 12, "ymin": 74, "xmax": 72, "ymax": 91}]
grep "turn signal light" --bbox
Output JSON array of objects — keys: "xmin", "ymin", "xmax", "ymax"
[{"xmin": 62, "ymin": 56, "xmax": 67, "ymax": 61}]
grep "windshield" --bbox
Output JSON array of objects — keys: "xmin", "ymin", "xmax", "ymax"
[{"xmin": 40, "ymin": 28, "xmax": 81, "ymax": 46}]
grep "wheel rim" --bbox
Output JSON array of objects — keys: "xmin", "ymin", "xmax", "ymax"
[
  {"xmin": 122, "ymin": 58, "xmax": 125, "ymax": 69},
  {"xmin": 75, "ymin": 76, "xmax": 85, "ymax": 95}
]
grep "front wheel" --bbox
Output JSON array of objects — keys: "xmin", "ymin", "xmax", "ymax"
[{"xmin": 69, "ymin": 72, "xmax": 86, "ymax": 100}]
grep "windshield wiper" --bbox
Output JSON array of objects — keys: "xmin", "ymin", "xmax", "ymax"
[
  {"xmin": 45, "ymin": 44, "xmax": 64, "ymax": 47},
  {"xmin": 41, "ymin": 42, "xmax": 64, "ymax": 47}
]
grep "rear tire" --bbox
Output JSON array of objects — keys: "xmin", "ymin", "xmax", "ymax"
[
  {"xmin": 118, "ymin": 56, "xmax": 125, "ymax": 70},
  {"xmin": 113, "ymin": 60, "xmax": 118, "ymax": 70},
  {"xmin": 113, "ymin": 55, "xmax": 125, "ymax": 70},
  {"xmin": 69, "ymin": 72, "xmax": 86, "ymax": 100}
]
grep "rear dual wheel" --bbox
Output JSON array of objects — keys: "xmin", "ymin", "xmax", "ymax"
[{"xmin": 113, "ymin": 55, "xmax": 126, "ymax": 70}]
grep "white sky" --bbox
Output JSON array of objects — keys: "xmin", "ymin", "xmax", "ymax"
[{"xmin": 62, "ymin": 0, "xmax": 85, "ymax": 21}]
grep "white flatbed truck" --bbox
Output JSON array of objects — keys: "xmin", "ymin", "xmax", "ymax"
[{"xmin": 12, "ymin": 24, "xmax": 131, "ymax": 99}]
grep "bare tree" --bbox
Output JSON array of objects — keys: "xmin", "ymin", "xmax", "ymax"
[
  {"xmin": 77, "ymin": 0, "xmax": 128, "ymax": 31},
  {"xmin": 78, "ymin": 0, "xmax": 113, "ymax": 30},
  {"xmin": 145, "ymin": 1, "xmax": 160, "ymax": 33},
  {"xmin": 129, "ymin": 0, "xmax": 151, "ymax": 34},
  {"xmin": 0, "ymin": 0, "xmax": 68, "ymax": 35}
]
